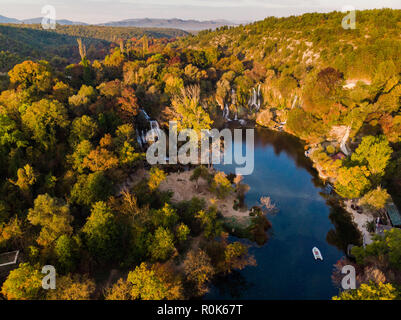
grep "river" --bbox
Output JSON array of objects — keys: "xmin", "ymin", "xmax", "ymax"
[{"xmin": 205, "ymin": 127, "xmax": 361, "ymax": 300}]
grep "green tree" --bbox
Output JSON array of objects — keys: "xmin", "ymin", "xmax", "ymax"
[
  {"xmin": 170, "ymin": 85, "xmax": 213, "ymax": 133},
  {"xmin": 148, "ymin": 227, "xmax": 175, "ymax": 261},
  {"xmin": 82, "ymin": 201, "xmax": 120, "ymax": 261},
  {"xmin": 127, "ymin": 262, "xmax": 183, "ymax": 300},
  {"xmin": 335, "ymin": 166, "xmax": 371, "ymax": 199},
  {"xmin": 148, "ymin": 167, "xmax": 166, "ymax": 192},
  {"xmin": 27, "ymin": 194, "xmax": 73, "ymax": 247},
  {"xmin": 151, "ymin": 203, "xmax": 179, "ymax": 229},
  {"xmin": 69, "ymin": 115, "xmax": 98, "ymax": 147},
  {"xmin": 196, "ymin": 207, "xmax": 223, "ymax": 239},
  {"xmin": 55, "ymin": 235, "xmax": 80, "ymax": 273},
  {"xmin": 68, "ymin": 84, "xmax": 97, "ymax": 111},
  {"xmin": 68, "ymin": 140, "xmax": 93, "ymax": 173},
  {"xmin": 183, "ymin": 249, "xmax": 215, "ymax": 295},
  {"xmin": 9, "ymin": 164, "xmax": 37, "ymax": 198},
  {"xmin": 190, "ymin": 166, "xmax": 210, "ymax": 190},
  {"xmin": 21, "ymin": 99, "xmax": 69, "ymax": 150},
  {"xmin": 46, "ymin": 274, "xmax": 95, "ymax": 300},
  {"xmin": 1, "ymin": 263, "xmax": 43, "ymax": 300},
  {"xmin": 359, "ymin": 186, "xmax": 390, "ymax": 210},
  {"xmin": 224, "ymin": 242, "xmax": 255, "ymax": 274},
  {"xmin": 105, "ymin": 278, "xmax": 132, "ymax": 300},
  {"xmin": 0, "ymin": 114, "xmax": 27, "ymax": 150},
  {"xmin": 352, "ymin": 228, "xmax": 401, "ymax": 270},
  {"xmin": 8, "ymin": 60, "xmax": 52, "ymax": 94},
  {"xmin": 70, "ymin": 172, "xmax": 113, "ymax": 206},
  {"xmin": 211, "ymin": 171, "xmax": 233, "ymax": 199},
  {"xmin": 333, "ymin": 281, "xmax": 398, "ymax": 300},
  {"xmin": 351, "ymin": 135, "xmax": 393, "ymax": 177},
  {"xmin": 176, "ymin": 223, "xmax": 190, "ymax": 242}
]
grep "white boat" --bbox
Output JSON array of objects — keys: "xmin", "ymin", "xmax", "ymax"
[{"xmin": 312, "ymin": 247, "xmax": 323, "ymax": 260}]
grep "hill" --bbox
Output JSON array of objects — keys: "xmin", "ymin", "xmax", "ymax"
[
  {"xmin": 101, "ymin": 18, "xmax": 238, "ymax": 31},
  {"xmin": 0, "ymin": 15, "xmax": 19, "ymax": 24},
  {"xmin": 181, "ymin": 9, "xmax": 401, "ymax": 81},
  {"xmin": 0, "ymin": 23, "xmax": 188, "ymax": 71},
  {"xmin": 21, "ymin": 18, "xmax": 89, "ymax": 25},
  {"xmin": 1, "ymin": 23, "xmax": 188, "ymax": 42}
]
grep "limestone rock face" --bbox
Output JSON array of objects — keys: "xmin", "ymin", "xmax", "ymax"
[
  {"xmin": 328, "ymin": 125, "xmax": 348, "ymax": 143},
  {"xmin": 256, "ymin": 109, "xmax": 274, "ymax": 127}
]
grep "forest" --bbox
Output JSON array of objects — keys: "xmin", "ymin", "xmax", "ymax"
[
  {"xmin": 0, "ymin": 23, "xmax": 188, "ymax": 72},
  {"xmin": 1, "ymin": 8, "xmax": 401, "ymax": 300}
]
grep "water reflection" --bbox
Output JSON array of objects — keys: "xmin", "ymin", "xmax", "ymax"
[
  {"xmin": 326, "ymin": 198, "xmax": 362, "ymax": 252},
  {"xmin": 211, "ymin": 271, "xmax": 252, "ymax": 299}
]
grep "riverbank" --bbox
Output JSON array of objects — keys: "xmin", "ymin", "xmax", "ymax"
[
  {"xmin": 158, "ymin": 169, "xmax": 251, "ymax": 224},
  {"xmin": 256, "ymin": 121, "xmax": 369, "ymax": 245}
]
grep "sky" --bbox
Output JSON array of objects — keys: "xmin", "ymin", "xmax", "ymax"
[{"xmin": 0, "ymin": 0, "xmax": 400, "ymax": 24}]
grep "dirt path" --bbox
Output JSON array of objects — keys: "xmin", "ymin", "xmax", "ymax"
[{"xmin": 344, "ymin": 200, "xmax": 373, "ymax": 245}]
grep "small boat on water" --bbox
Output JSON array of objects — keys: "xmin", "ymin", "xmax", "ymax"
[{"xmin": 312, "ymin": 247, "xmax": 323, "ymax": 260}]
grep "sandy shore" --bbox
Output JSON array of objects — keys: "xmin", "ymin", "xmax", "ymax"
[
  {"xmin": 117, "ymin": 168, "xmax": 251, "ymax": 222},
  {"xmin": 159, "ymin": 169, "xmax": 251, "ymax": 220}
]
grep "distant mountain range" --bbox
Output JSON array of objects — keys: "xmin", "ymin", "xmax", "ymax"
[
  {"xmin": 0, "ymin": 15, "xmax": 238, "ymax": 31},
  {"xmin": 18, "ymin": 17, "xmax": 88, "ymax": 25},
  {"xmin": 0, "ymin": 15, "xmax": 21, "ymax": 24},
  {"xmin": 100, "ymin": 18, "xmax": 238, "ymax": 31}
]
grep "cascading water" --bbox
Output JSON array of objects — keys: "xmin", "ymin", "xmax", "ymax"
[
  {"xmin": 248, "ymin": 84, "xmax": 261, "ymax": 111},
  {"xmin": 340, "ymin": 126, "xmax": 351, "ymax": 156},
  {"xmin": 149, "ymin": 120, "xmax": 162, "ymax": 141},
  {"xmin": 223, "ymin": 104, "xmax": 231, "ymax": 121},
  {"xmin": 136, "ymin": 129, "xmax": 143, "ymax": 148},
  {"xmin": 291, "ymin": 94, "xmax": 298, "ymax": 109},
  {"xmin": 140, "ymin": 109, "xmax": 151, "ymax": 121}
]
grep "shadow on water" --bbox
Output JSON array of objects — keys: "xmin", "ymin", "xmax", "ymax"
[
  {"xmin": 210, "ymin": 271, "xmax": 252, "ymax": 299},
  {"xmin": 325, "ymin": 197, "xmax": 363, "ymax": 251},
  {"xmin": 253, "ymin": 127, "xmax": 325, "ymax": 189}
]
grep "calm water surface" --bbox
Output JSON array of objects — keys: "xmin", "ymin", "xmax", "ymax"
[{"xmin": 206, "ymin": 128, "xmax": 360, "ymax": 300}]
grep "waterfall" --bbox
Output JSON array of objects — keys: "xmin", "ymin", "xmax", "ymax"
[
  {"xmin": 340, "ymin": 126, "xmax": 351, "ymax": 156},
  {"xmin": 248, "ymin": 88, "xmax": 256, "ymax": 108},
  {"xmin": 256, "ymin": 84, "xmax": 261, "ymax": 111},
  {"xmin": 291, "ymin": 94, "xmax": 298, "ymax": 109},
  {"xmin": 231, "ymin": 89, "xmax": 236, "ymax": 105},
  {"xmin": 136, "ymin": 129, "xmax": 143, "ymax": 148},
  {"xmin": 149, "ymin": 120, "xmax": 162, "ymax": 141},
  {"xmin": 137, "ymin": 108, "xmax": 163, "ymax": 143},
  {"xmin": 141, "ymin": 130, "xmax": 146, "ymax": 145},
  {"xmin": 140, "ymin": 109, "xmax": 151, "ymax": 121},
  {"xmin": 248, "ymin": 85, "xmax": 261, "ymax": 111},
  {"xmin": 223, "ymin": 103, "xmax": 231, "ymax": 121}
]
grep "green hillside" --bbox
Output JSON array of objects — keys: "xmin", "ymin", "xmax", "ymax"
[{"xmin": 0, "ymin": 24, "xmax": 188, "ymax": 72}]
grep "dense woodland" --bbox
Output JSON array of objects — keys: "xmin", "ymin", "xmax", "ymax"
[
  {"xmin": 1, "ymin": 9, "xmax": 401, "ymax": 300},
  {"xmin": 0, "ymin": 24, "xmax": 187, "ymax": 72}
]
